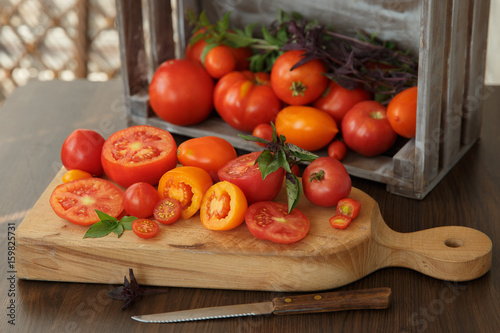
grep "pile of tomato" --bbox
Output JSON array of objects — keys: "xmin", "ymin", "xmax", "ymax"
[
  {"xmin": 50, "ymin": 123, "xmax": 361, "ymax": 243},
  {"xmin": 149, "ymin": 35, "xmax": 418, "ymax": 160}
]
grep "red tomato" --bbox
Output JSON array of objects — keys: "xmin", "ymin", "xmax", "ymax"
[
  {"xmin": 61, "ymin": 129, "xmax": 105, "ymax": 176},
  {"xmin": 101, "ymin": 125, "xmax": 177, "ymax": 188},
  {"xmin": 245, "ymin": 201, "xmax": 310, "ymax": 244},
  {"xmin": 177, "ymin": 136, "xmax": 237, "ymax": 182},
  {"xmin": 329, "ymin": 214, "xmax": 352, "ymax": 229},
  {"xmin": 214, "ymin": 71, "xmax": 282, "ymax": 132},
  {"xmin": 270, "ymin": 50, "xmax": 328, "ymax": 105},
  {"xmin": 387, "ymin": 86, "xmax": 418, "ymax": 138},
  {"xmin": 313, "ymin": 81, "xmax": 372, "ymax": 125},
  {"xmin": 336, "ymin": 198, "xmax": 361, "ymax": 219},
  {"xmin": 341, "ymin": 101, "xmax": 397, "ymax": 157},
  {"xmin": 123, "ymin": 182, "xmax": 159, "ymax": 218},
  {"xmin": 252, "ymin": 123, "xmax": 273, "ymax": 147},
  {"xmin": 327, "ymin": 140, "xmax": 347, "ymax": 161},
  {"xmin": 132, "ymin": 219, "xmax": 159, "ymax": 239},
  {"xmin": 302, "ymin": 157, "xmax": 351, "ymax": 207},
  {"xmin": 218, "ymin": 152, "xmax": 284, "ymax": 204},
  {"xmin": 149, "ymin": 59, "xmax": 214, "ymax": 126},
  {"xmin": 204, "ymin": 45, "xmax": 236, "ymax": 79},
  {"xmin": 49, "ymin": 178, "xmax": 124, "ymax": 226},
  {"xmin": 275, "ymin": 106, "xmax": 338, "ymax": 151},
  {"xmin": 153, "ymin": 198, "xmax": 181, "ymax": 225}
]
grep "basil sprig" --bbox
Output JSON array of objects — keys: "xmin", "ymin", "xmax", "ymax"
[{"xmin": 83, "ymin": 210, "xmax": 137, "ymax": 239}]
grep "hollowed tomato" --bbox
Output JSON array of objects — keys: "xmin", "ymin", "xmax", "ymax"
[
  {"xmin": 101, "ymin": 125, "xmax": 177, "ymax": 188},
  {"xmin": 217, "ymin": 152, "xmax": 284, "ymax": 204},
  {"xmin": 49, "ymin": 178, "xmax": 124, "ymax": 226},
  {"xmin": 200, "ymin": 181, "xmax": 248, "ymax": 231},
  {"xmin": 245, "ymin": 201, "xmax": 310, "ymax": 244},
  {"xmin": 157, "ymin": 166, "xmax": 213, "ymax": 219}
]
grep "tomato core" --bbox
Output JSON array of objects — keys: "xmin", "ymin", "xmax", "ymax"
[
  {"xmin": 290, "ymin": 81, "xmax": 307, "ymax": 97},
  {"xmin": 205, "ymin": 192, "xmax": 231, "ymax": 220},
  {"xmin": 370, "ymin": 111, "xmax": 385, "ymax": 120},
  {"xmin": 162, "ymin": 179, "xmax": 194, "ymax": 210}
]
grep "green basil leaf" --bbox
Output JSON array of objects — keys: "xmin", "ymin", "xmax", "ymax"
[
  {"xmin": 262, "ymin": 158, "xmax": 281, "ymax": 179},
  {"xmin": 261, "ymin": 26, "xmax": 281, "ymax": 46},
  {"xmin": 83, "ymin": 222, "xmax": 113, "ymax": 239},
  {"xmin": 286, "ymin": 143, "xmax": 319, "ymax": 162},
  {"xmin": 95, "ymin": 210, "xmax": 118, "ymax": 223},
  {"xmin": 238, "ymin": 134, "xmax": 269, "ymax": 145},
  {"xmin": 111, "ymin": 224, "xmax": 124, "ymax": 238},
  {"xmin": 200, "ymin": 43, "xmax": 218, "ymax": 65},
  {"xmin": 120, "ymin": 216, "xmax": 137, "ymax": 230},
  {"xmin": 285, "ymin": 173, "xmax": 302, "ymax": 213},
  {"xmin": 256, "ymin": 150, "xmax": 274, "ymax": 179},
  {"xmin": 277, "ymin": 149, "xmax": 291, "ymax": 173}
]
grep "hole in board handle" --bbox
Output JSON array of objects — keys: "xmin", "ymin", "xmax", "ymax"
[{"xmin": 444, "ymin": 238, "xmax": 464, "ymax": 248}]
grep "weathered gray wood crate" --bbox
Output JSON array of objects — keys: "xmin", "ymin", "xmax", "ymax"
[{"xmin": 115, "ymin": 0, "xmax": 491, "ymax": 199}]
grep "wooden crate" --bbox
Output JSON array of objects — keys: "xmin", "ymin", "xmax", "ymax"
[{"xmin": 115, "ymin": 0, "xmax": 490, "ymax": 199}]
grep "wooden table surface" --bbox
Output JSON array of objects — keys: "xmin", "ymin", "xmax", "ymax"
[{"xmin": 1, "ymin": 79, "xmax": 498, "ymax": 333}]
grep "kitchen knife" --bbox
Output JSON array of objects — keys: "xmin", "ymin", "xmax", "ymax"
[{"xmin": 132, "ymin": 287, "xmax": 391, "ymax": 323}]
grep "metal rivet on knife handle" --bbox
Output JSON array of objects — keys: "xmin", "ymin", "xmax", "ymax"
[{"xmin": 271, "ymin": 287, "xmax": 392, "ymax": 315}]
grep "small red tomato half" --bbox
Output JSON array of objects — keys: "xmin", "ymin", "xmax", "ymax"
[
  {"xmin": 302, "ymin": 157, "xmax": 351, "ymax": 207},
  {"xmin": 153, "ymin": 198, "xmax": 181, "ymax": 225},
  {"xmin": 149, "ymin": 59, "xmax": 214, "ymax": 126},
  {"xmin": 336, "ymin": 198, "xmax": 361, "ymax": 219},
  {"xmin": 177, "ymin": 136, "xmax": 237, "ymax": 182},
  {"xmin": 313, "ymin": 81, "xmax": 372, "ymax": 125},
  {"xmin": 329, "ymin": 214, "xmax": 352, "ymax": 230},
  {"xmin": 327, "ymin": 140, "xmax": 347, "ymax": 161},
  {"xmin": 271, "ymin": 50, "xmax": 328, "ymax": 105},
  {"xmin": 101, "ymin": 125, "xmax": 177, "ymax": 188},
  {"xmin": 387, "ymin": 86, "xmax": 418, "ymax": 138},
  {"xmin": 214, "ymin": 71, "xmax": 282, "ymax": 133},
  {"xmin": 132, "ymin": 219, "xmax": 159, "ymax": 239},
  {"xmin": 123, "ymin": 182, "xmax": 159, "ymax": 218},
  {"xmin": 61, "ymin": 129, "xmax": 105, "ymax": 176},
  {"xmin": 245, "ymin": 201, "xmax": 310, "ymax": 244},
  {"xmin": 341, "ymin": 101, "xmax": 397, "ymax": 157},
  {"xmin": 218, "ymin": 152, "xmax": 284, "ymax": 204}
]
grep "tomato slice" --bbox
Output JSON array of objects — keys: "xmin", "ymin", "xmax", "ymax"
[
  {"xmin": 101, "ymin": 125, "xmax": 177, "ymax": 188},
  {"xmin": 200, "ymin": 181, "xmax": 248, "ymax": 231},
  {"xmin": 245, "ymin": 201, "xmax": 310, "ymax": 244},
  {"xmin": 49, "ymin": 178, "xmax": 124, "ymax": 226},
  {"xmin": 336, "ymin": 198, "xmax": 361, "ymax": 219},
  {"xmin": 153, "ymin": 198, "xmax": 181, "ymax": 225},
  {"xmin": 329, "ymin": 214, "xmax": 352, "ymax": 229},
  {"xmin": 157, "ymin": 166, "xmax": 213, "ymax": 219},
  {"xmin": 132, "ymin": 219, "xmax": 159, "ymax": 238}
]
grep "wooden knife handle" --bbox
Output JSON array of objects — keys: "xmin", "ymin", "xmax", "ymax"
[{"xmin": 272, "ymin": 287, "xmax": 391, "ymax": 315}]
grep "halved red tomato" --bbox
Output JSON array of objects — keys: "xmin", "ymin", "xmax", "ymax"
[
  {"xmin": 49, "ymin": 178, "xmax": 124, "ymax": 226},
  {"xmin": 153, "ymin": 198, "xmax": 181, "ymax": 225},
  {"xmin": 245, "ymin": 201, "xmax": 310, "ymax": 244},
  {"xmin": 101, "ymin": 125, "xmax": 177, "ymax": 188},
  {"xmin": 217, "ymin": 152, "xmax": 284, "ymax": 204},
  {"xmin": 132, "ymin": 219, "xmax": 159, "ymax": 238}
]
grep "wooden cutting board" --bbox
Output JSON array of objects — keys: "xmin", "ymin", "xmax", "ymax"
[{"xmin": 16, "ymin": 168, "xmax": 492, "ymax": 291}]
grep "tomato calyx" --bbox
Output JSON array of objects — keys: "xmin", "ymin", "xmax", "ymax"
[
  {"xmin": 370, "ymin": 111, "xmax": 386, "ymax": 120},
  {"xmin": 309, "ymin": 170, "xmax": 325, "ymax": 182},
  {"xmin": 290, "ymin": 81, "xmax": 307, "ymax": 97}
]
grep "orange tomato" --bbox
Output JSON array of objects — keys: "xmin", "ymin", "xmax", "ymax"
[
  {"xmin": 387, "ymin": 86, "xmax": 418, "ymax": 138},
  {"xmin": 275, "ymin": 106, "xmax": 338, "ymax": 151},
  {"xmin": 200, "ymin": 181, "xmax": 248, "ymax": 231},
  {"xmin": 62, "ymin": 169, "xmax": 92, "ymax": 183},
  {"xmin": 177, "ymin": 136, "xmax": 237, "ymax": 182},
  {"xmin": 157, "ymin": 166, "xmax": 213, "ymax": 219}
]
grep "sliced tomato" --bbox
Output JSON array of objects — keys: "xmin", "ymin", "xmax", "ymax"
[
  {"xmin": 101, "ymin": 125, "xmax": 177, "ymax": 188},
  {"xmin": 157, "ymin": 166, "xmax": 213, "ymax": 219},
  {"xmin": 132, "ymin": 219, "xmax": 159, "ymax": 238},
  {"xmin": 49, "ymin": 178, "xmax": 124, "ymax": 226},
  {"xmin": 153, "ymin": 198, "xmax": 181, "ymax": 225},
  {"xmin": 329, "ymin": 214, "xmax": 352, "ymax": 230},
  {"xmin": 245, "ymin": 201, "xmax": 310, "ymax": 244},
  {"xmin": 336, "ymin": 198, "xmax": 361, "ymax": 219},
  {"xmin": 200, "ymin": 181, "xmax": 248, "ymax": 231}
]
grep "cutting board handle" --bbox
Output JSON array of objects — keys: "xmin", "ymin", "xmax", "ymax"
[{"xmin": 371, "ymin": 204, "xmax": 492, "ymax": 281}]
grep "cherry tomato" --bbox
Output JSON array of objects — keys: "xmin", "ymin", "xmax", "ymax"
[
  {"xmin": 49, "ymin": 178, "xmax": 124, "ymax": 226},
  {"xmin": 302, "ymin": 157, "xmax": 351, "ymax": 207},
  {"xmin": 62, "ymin": 169, "xmax": 92, "ymax": 183},
  {"xmin": 329, "ymin": 214, "xmax": 352, "ymax": 230},
  {"xmin": 61, "ymin": 129, "xmax": 105, "ymax": 176},
  {"xmin": 313, "ymin": 81, "xmax": 372, "ymax": 125},
  {"xmin": 101, "ymin": 125, "xmax": 178, "ymax": 188},
  {"xmin": 252, "ymin": 123, "xmax": 273, "ymax": 147},
  {"xmin": 336, "ymin": 198, "xmax": 361, "ymax": 219},
  {"xmin": 245, "ymin": 201, "xmax": 310, "ymax": 244},
  {"xmin": 132, "ymin": 219, "xmax": 159, "ymax": 239},
  {"xmin": 157, "ymin": 166, "xmax": 213, "ymax": 219},
  {"xmin": 275, "ymin": 106, "xmax": 338, "ymax": 151},
  {"xmin": 204, "ymin": 45, "xmax": 236, "ymax": 79},
  {"xmin": 123, "ymin": 182, "xmax": 159, "ymax": 218},
  {"xmin": 149, "ymin": 59, "xmax": 214, "ymax": 126},
  {"xmin": 327, "ymin": 140, "xmax": 347, "ymax": 161},
  {"xmin": 153, "ymin": 198, "xmax": 181, "ymax": 225},
  {"xmin": 270, "ymin": 50, "xmax": 328, "ymax": 105},
  {"xmin": 341, "ymin": 101, "xmax": 397, "ymax": 157},
  {"xmin": 214, "ymin": 71, "xmax": 282, "ymax": 132},
  {"xmin": 177, "ymin": 136, "xmax": 237, "ymax": 182},
  {"xmin": 218, "ymin": 152, "xmax": 284, "ymax": 204},
  {"xmin": 200, "ymin": 181, "xmax": 248, "ymax": 231},
  {"xmin": 387, "ymin": 86, "xmax": 418, "ymax": 138}
]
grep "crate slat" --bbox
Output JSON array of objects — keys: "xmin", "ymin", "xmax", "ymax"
[{"xmin": 148, "ymin": 0, "xmax": 175, "ymax": 69}]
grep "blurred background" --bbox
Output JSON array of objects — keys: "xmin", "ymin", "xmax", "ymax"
[{"xmin": 0, "ymin": 0, "xmax": 499, "ymax": 105}]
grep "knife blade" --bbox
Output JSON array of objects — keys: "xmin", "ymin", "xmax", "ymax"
[{"xmin": 132, "ymin": 287, "xmax": 391, "ymax": 323}]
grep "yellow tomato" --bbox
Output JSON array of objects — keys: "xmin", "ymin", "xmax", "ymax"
[{"xmin": 62, "ymin": 169, "xmax": 93, "ymax": 183}]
